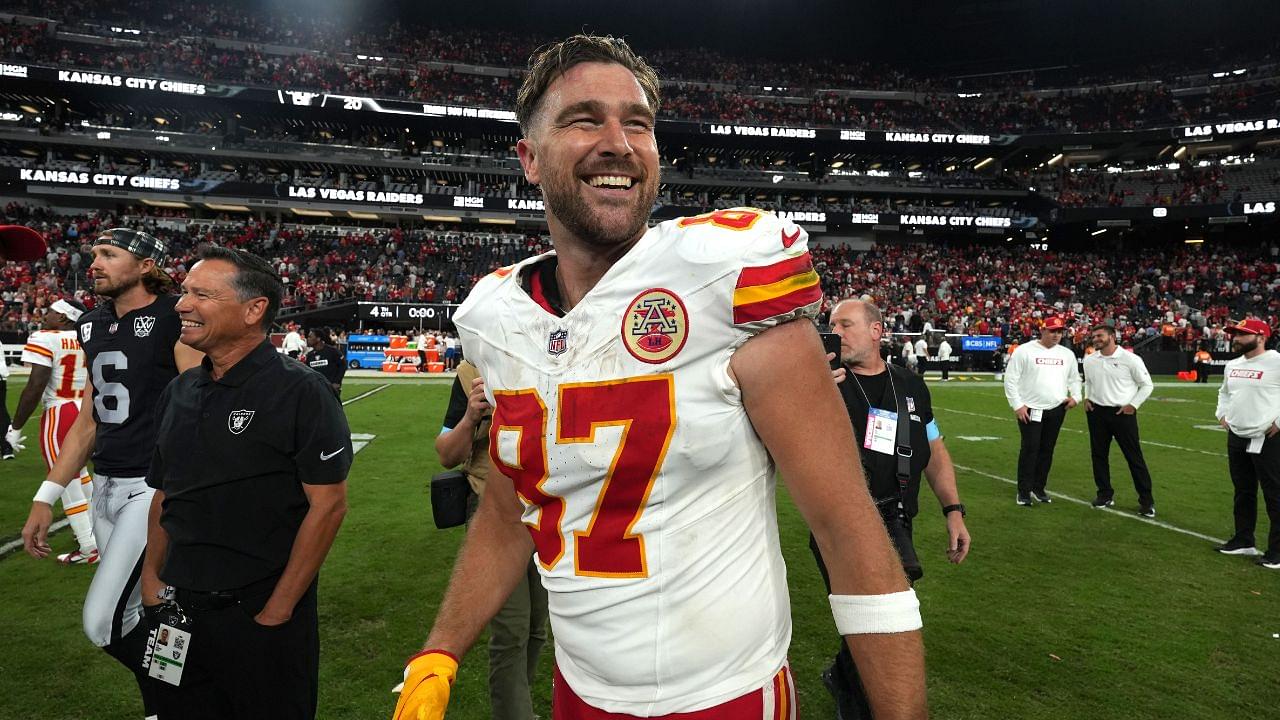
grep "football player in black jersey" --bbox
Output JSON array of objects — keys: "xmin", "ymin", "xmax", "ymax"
[{"xmin": 22, "ymin": 228, "xmax": 202, "ymax": 718}]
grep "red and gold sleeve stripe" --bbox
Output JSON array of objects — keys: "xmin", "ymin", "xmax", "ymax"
[
  {"xmin": 23, "ymin": 343, "xmax": 54, "ymax": 359},
  {"xmin": 733, "ymin": 253, "xmax": 822, "ymax": 325}
]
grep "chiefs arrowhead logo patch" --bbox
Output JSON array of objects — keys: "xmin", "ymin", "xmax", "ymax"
[{"xmin": 781, "ymin": 227, "xmax": 801, "ymax": 249}]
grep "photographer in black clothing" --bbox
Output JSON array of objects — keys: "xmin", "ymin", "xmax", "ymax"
[{"xmin": 814, "ymin": 299, "xmax": 971, "ymax": 720}]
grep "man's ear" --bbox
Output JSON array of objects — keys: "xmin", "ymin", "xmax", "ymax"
[
  {"xmin": 516, "ymin": 137, "xmax": 540, "ymax": 186},
  {"xmin": 244, "ymin": 297, "xmax": 269, "ymax": 329}
]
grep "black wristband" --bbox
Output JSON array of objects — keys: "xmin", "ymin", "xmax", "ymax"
[{"xmin": 942, "ymin": 503, "xmax": 966, "ymax": 518}]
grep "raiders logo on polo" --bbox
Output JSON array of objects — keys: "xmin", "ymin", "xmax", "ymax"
[
  {"xmin": 109, "ymin": 322, "xmax": 118, "ymax": 334},
  {"xmin": 80, "ymin": 323, "xmax": 92, "ymax": 343},
  {"xmin": 548, "ymin": 328, "xmax": 568, "ymax": 356},
  {"xmin": 906, "ymin": 397, "xmax": 916, "ymax": 413},
  {"xmin": 134, "ymin": 316, "xmax": 156, "ymax": 338},
  {"xmin": 622, "ymin": 288, "xmax": 689, "ymax": 364},
  {"xmin": 228, "ymin": 409, "xmax": 255, "ymax": 435}
]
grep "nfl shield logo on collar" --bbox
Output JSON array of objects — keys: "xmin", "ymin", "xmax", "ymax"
[
  {"xmin": 548, "ymin": 328, "xmax": 568, "ymax": 356},
  {"xmin": 134, "ymin": 316, "xmax": 156, "ymax": 337},
  {"xmin": 228, "ymin": 410, "xmax": 255, "ymax": 435}
]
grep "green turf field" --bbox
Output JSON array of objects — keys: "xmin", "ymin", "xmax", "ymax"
[{"xmin": 2, "ymin": 375, "xmax": 1278, "ymax": 719}]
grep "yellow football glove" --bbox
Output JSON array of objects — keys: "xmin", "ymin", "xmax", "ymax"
[{"xmin": 391, "ymin": 649, "xmax": 458, "ymax": 720}]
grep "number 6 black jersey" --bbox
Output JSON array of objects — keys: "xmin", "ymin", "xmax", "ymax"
[{"xmin": 77, "ymin": 295, "xmax": 181, "ymax": 476}]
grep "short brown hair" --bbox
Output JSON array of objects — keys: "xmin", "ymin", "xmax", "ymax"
[{"xmin": 516, "ymin": 34, "xmax": 661, "ymax": 135}]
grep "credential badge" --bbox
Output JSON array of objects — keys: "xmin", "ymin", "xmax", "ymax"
[{"xmin": 228, "ymin": 410, "xmax": 255, "ymax": 435}]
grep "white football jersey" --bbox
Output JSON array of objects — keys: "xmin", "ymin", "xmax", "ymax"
[
  {"xmin": 455, "ymin": 208, "xmax": 821, "ymax": 715},
  {"xmin": 21, "ymin": 329, "xmax": 86, "ymax": 409}
]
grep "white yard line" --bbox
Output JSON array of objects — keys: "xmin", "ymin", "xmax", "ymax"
[
  {"xmin": 935, "ymin": 407, "xmax": 1221, "ymax": 456},
  {"xmin": 3, "ymin": 385, "xmax": 392, "ymax": 560},
  {"xmin": 953, "ymin": 464, "xmax": 1226, "ymax": 545},
  {"xmin": 0, "ymin": 519, "xmax": 69, "ymax": 559},
  {"xmin": 342, "ymin": 384, "xmax": 390, "ymax": 406}
]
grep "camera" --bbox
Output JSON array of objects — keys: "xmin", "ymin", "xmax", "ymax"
[{"xmin": 876, "ymin": 496, "xmax": 923, "ymax": 582}]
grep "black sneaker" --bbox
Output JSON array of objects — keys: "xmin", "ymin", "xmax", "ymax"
[
  {"xmin": 1016, "ymin": 494, "xmax": 1033, "ymax": 507},
  {"xmin": 1138, "ymin": 505, "xmax": 1156, "ymax": 518},
  {"xmin": 1091, "ymin": 495, "xmax": 1115, "ymax": 508},
  {"xmin": 1256, "ymin": 554, "xmax": 1280, "ymax": 570},
  {"xmin": 1215, "ymin": 538, "xmax": 1260, "ymax": 556},
  {"xmin": 1032, "ymin": 491, "xmax": 1052, "ymax": 504}
]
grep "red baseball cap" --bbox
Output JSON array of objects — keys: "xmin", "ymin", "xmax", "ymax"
[
  {"xmin": 1223, "ymin": 318, "xmax": 1272, "ymax": 338},
  {"xmin": 1042, "ymin": 316, "xmax": 1067, "ymax": 331},
  {"xmin": 0, "ymin": 225, "xmax": 46, "ymax": 261}
]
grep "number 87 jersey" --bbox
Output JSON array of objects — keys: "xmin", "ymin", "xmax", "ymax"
[{"xmin": 455, "ymin": 209, "xmax": 821, "ymax": 716}]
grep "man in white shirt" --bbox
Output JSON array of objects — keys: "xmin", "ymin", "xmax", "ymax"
[
  {"xmin": 936, "ymin": 335, "xmax": 953, "ymax": 381},
  {"xmin": 1083, "ymin": 324, "xmax": 1156, "ymax": 516},
  {"xmin": 913, "ymin": 336, "xmax": 928, "ymax": 376},
  {"xmin": 1003, "ymin": 316, "xmax": 1082, "ymax": 506},
  {"xmin": 281, "ymin": 321, "xmax": 307, "ymax": 358},
  {"xmin": 1212, "ymin": 318, "xmax": 1280, "ymax": 568}
]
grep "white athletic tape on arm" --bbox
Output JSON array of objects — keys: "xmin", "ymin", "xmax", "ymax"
[
  {"xmin": 830, "ymin": 589, "xmax": 922, "ymax": 634},
  {"xmin": 33, "ymin": 480, "xmax": 65, "ymax": 505}
]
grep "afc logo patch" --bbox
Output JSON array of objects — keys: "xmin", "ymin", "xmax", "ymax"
[
  {"xmin": 622, "ymin": 288, "xmax": 689, "ymax": 364},
  {"xmin": 548, "ymin": 328, "xmax": 568, "ymax": 356},
  {"xmin": 228, "ymin": 409, "xmax": 255, "ymax": 435},
  {"xmin": 133, "ymin": 316, "xmax": 156, "ymax": 338},
  {"xmin": 80, "ymin": 323, "xmax": 92, "ymax": 343}
]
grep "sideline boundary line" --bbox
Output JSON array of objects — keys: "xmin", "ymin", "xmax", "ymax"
[{"xmin": 954, "ymin": 464, "xmax": 1226, "ymax": 545}]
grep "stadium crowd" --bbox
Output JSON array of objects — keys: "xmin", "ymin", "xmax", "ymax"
[
  {"xmin": 3, "ymin": 7, "xmax": 1280, "ymax": 134},
  {"xmin": 3, "ymin": 205, "xmax": 1276, "ymax": 354},
  {"xmin": 814, "ymin": 240, "xmax": 1280, "ymax": 352}
]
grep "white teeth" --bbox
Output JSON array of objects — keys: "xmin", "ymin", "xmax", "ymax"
[
  {"xmin": 587, "ymin": 175, "xmax": 633, "ymax": 188},
  {"xmin": 181, "ymin": 320, "xmax": 202, "ymax": 328}
]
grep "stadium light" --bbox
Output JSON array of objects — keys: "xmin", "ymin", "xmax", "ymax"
[
  {"xmin": 1047, "ymin": 153, "xmax": 1064, "ymax": 166},
  {"xmin": 1091, "ymin": 228, "xmax": 1107, "ymax": 236},
  {"xmin": 974, "ymin": 157, "xmax": 995, "ymax": 170},
  {"xmin": 1173, "ymin": 146, "xmax": 1188, "ymax": 159}
]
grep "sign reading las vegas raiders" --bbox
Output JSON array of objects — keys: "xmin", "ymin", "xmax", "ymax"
[{"xmin": 356, "ymin": 302, "xmax": 458, "ymax": 322}]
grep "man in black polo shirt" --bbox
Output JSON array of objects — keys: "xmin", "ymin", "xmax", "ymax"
[
  {"xmin": 816, "ymin": 298, "xmax": 971, "ymax": 720},
  {"xmin": 303, "ymin": 326, "xmax": 346, "ymax": 398},
  {"xmin": 141, "ymin": 246, "xmax": 351, "ymax": 719}
]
